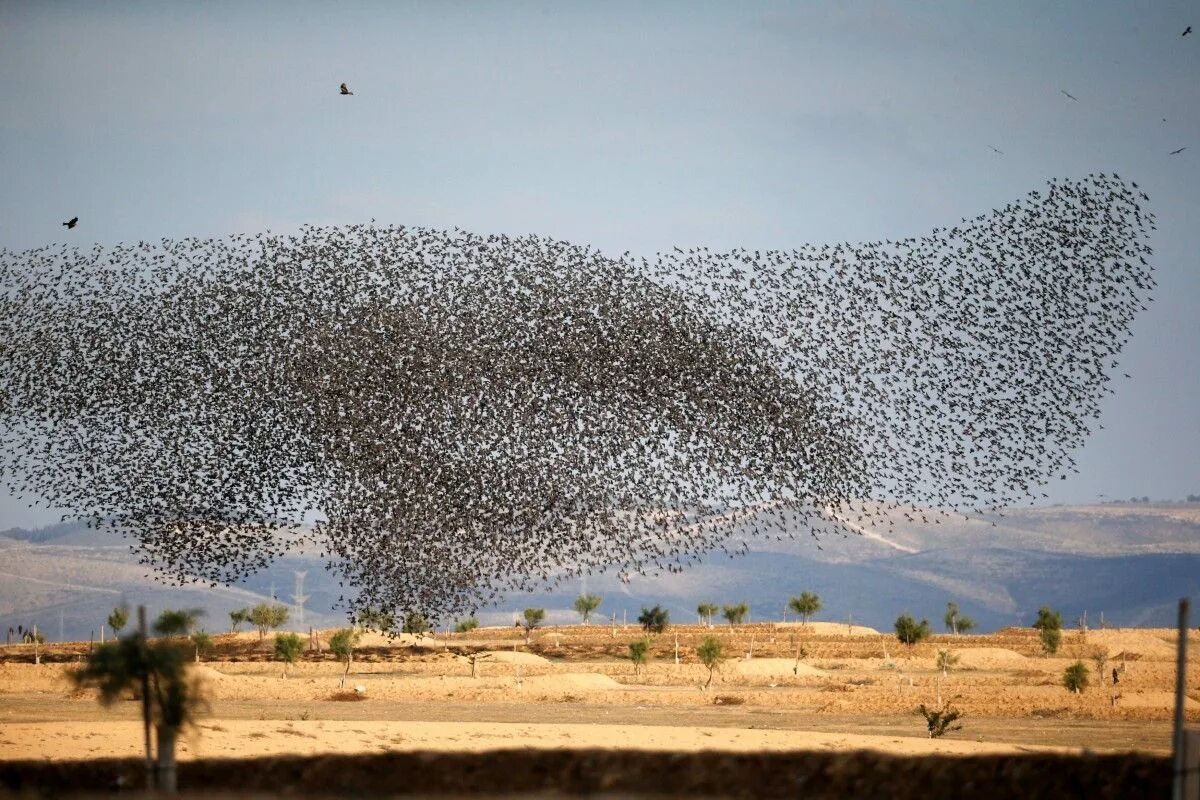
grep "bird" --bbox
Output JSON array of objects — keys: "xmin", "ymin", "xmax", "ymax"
[
  {"xmin": 1060, "ymin": 90, "xmax": 1079, "ymax": 102},
  {"xmin": 1183, "ymin": 26, "xmax": 1192, "ymax": 36},
  {"xmin": 1169, "ymin": 147, "xmax": 1187, "ymax": 155},
  {"xmin": 0, "ymin": 174, "xmax": 1155, "ymax": 626},
  {"xmin": 989, "ymin": 146, "xmax": 1004, "ymax": 155},
  {"xmin": 339, "ymin": 83, "xmax": 353, "ymax": 95},
  {"xmin": 62, "ymin": 217, "xmax": 78, "ymax": 229}
]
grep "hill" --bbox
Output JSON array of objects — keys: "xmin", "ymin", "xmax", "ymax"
[{"xmin": 1, "ymin": 504, "xmax": 1198, "ymax": 640}]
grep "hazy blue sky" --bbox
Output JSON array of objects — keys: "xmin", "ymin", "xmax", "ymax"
[{"xmin": 1, "ymin": 1, "xmax": 1197, "ymax": 528}]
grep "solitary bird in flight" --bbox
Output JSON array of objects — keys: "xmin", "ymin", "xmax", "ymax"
[
  {"xmin": 62, "ymin": 217, "xmax": 78, "ymax": 229},
  {"xmin": 1169, "ymin": 146, "xmax": 1187, "ymax": 155},
  {"xmin": 1061, "ymin": 90, "xmax": 1079, "ymax": 102},
  {"xmin": 1183, "ymin": 26, "xmax": 1192, "ymax": 36},
  {"xmin": 989, "ymin": 145, "xmax": 1004, "ymax": 155},
  {"xmin": 340, "ymin": 83, "xmax": 353, "ymax": 95}
]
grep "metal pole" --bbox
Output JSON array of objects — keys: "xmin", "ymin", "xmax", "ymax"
[
  {"xmin": 138, "ymin": 605, "xmax": 154, "ymax": 791},
  {"xmin": 1172, "ymin": 597, "xmax": 1189, "ymax": 800}
]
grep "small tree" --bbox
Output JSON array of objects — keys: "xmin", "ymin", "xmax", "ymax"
[
  {"xmin": 1034, "ymin": 606, "xmax": 1063, "ymax": 655},
  {"xmin": 402, "ymin": 612, "xmax": 431, "ymax": 635},
  {"xmin": 1063, "ymin": 660, "xmax": 1089, "ymax": 693},
  {"xmin": 328, "ymin": 628, "xmax": 360, "ymax": 688},
  {"xmin": 522, "ymin": 608, "xmax": 546, "ymax": 642},
  {"xmin": 956, "ymin": 614, "xmax": 976, "ymax": 634},
  {"xmin": 638, "ymin": 605, "xmax": 669, "ymax": 634},
  {"xmin": 697, "ymin": 603, "xmax": 718, "ymax": 627},
  {"xmin": 154, "ymin": 608, "xmax": 205, "ymax": 638},
  {"xmin": 940, "ymin": 604, "xmax": 960, "ymax": 633},
  {"xmin": 249, "ymin": 603, "xmax": 290, "ymax": 640},
  {"xmin": 274, "ymin": 632, "xmax": 303, "ymax": 678},
  {"xmin": 917, "ymin": 701, "xmax": 964, "ymax": 738},
  {"xmin": 573, "ymin": 593, "xmax": 603, "ymax": 624},
  {"xmin": 1093, "ymin": 650, "xmax": 1109, "ymax": 686},
  {"xmin": 894, "ymin": 614, "xmax": 931, "ymax": 645},
  {"xmin": 721, "ymin": 603, "xmax": 749, "ymax": 627},
  {"xmin": 697, "ymin": 636, "xmax": 724, "ymax": 689},
  {"xmin": 1040, "ymin": 626, "xmax": 1062, "ymax": 655},
  {"xmin": 72, "ymin": 635, "xmax": 205, "ymax": 793},
  {"xmin": 628, "ymin": 638, "xmax": 652, "ymax": 676},
  {"xmin": 190, "ymin": 631, "xmax": 214, "ymax": 663},
  {"xmin": 454, "ymin": 617, "xmax": 480, "ymax": 634},
  {"xmin": 936, "ymin": 648, "xmax": 960, "ymax": 677},
  {"xmin": 107, "ymin": 605, "xmax": 130, "ymax": 635},
  {"xmin": 228, "ymin": 608, "xmax": 249, "ymax": 634},
  {"xmin": 788, "ymin": 592, "xmax": 822, "ymax": 625}
]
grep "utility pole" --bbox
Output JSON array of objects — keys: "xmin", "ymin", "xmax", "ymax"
[{"xmin": 291, "ymin": 571, "xmax": 309, "ymax": 630}]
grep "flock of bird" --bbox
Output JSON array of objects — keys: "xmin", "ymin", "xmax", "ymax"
[{"xmin": 0, "ymin": 173, "xmax": 1155, "ymax": 621}]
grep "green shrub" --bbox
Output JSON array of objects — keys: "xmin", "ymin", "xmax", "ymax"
[
  {"xmin": 628, "ymin": 638, "xmax": 652, "ymax": 675},
  {"xmin": 638, "ymin": 605, "xmax": 669, "ymax": 634},
  {"xmin": 1063, "ymin": 661, "xmax": 1089, "ymax": 693},
  {"xmin": 894, "ymin": 613, "xmax": 931, "ymax": 645},
  {"xmin": 697, "ymin": 636, "xmax": 724, "ymax": 688}
]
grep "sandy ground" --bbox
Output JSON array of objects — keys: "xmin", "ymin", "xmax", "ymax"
[
  {"xmin": 0, "ymin": 624, "xmax": 1192, "ymax": 763},
  {"xmin": 0, "ymin": 718, "xmax": 1061, "ymax": 761}
]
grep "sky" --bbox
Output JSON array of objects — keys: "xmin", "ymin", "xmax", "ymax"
[{"xmin": 0, "ymin": 1, "xmax": 1197, "ymax": 529}]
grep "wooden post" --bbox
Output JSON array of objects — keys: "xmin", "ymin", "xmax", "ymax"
[
  {"xmin": 138, "ymin": 606, "xmax": 154, "ymax": 792},
  {"xmin": 1172, "ymin": 598, "xmax": 1189, "ymax": 800},
  {"xmin": 33, "ymin": 625, "xmax": 39, "ymax": 665}
]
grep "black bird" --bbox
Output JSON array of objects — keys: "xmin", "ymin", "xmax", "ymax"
[
  {"xmin": 0, "ymin": 174, "xmax": 1157, "ymax": 625},
  {"xmin": 1169, "ymin": 147, "xmax": 1187, "ymax": 155},
  {"xmin": 339, "ymin": 82, "xmax": 353, "ymax": 95},
  {"xmin": 1183, "ymin": 26, "xmax": 1192, "ymax": 36},
  {"xmin": 989, "ymin": 146, "xmax": 1004, "ymax": 155},
  {"xmin": 62, "ymin": 217, "xmax": 78, "ymax": 229},
  {"xmin": 1060, "ymin": 90, "xmax": 1079, "ymax": 101}
]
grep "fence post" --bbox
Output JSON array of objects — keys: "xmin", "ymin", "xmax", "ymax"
[
  {"xmin": 138, "ymin": 606, "xmax": 154, "ymax": 791},
  {"xmin": 1172, "ymin": 598, "xmax": 1189, "ymax": 800}
]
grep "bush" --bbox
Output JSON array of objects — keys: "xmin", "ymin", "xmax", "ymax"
[
  {"xmin": 1033, "ymin": 606, "xmax": 1063, "ymax": 632},
  {"xmin": 154, "ymin": 608, "xmax": 205, "ymax": 638},
  {"xmin": 1063, "ymin": 661, "xmax": 1089, "ymax": 693},
  {"xmin": 190, "ymin": 631, "xmax": 214, "ymax": 663},
  {"xmin": 894, "ymin": 613, "xmax": 931, "ymax": 645},
  {"xmin": 573, "ymin": 594, "xmax": 602, "ymax": 624},
  {"xmin": 917, "ymin": 702, "xmax": 964, "ymax": 738},
  {"xmin": 1040, "ymin": 626, "xmax": 1062, "ymax": 655},
  {"xmin": 454, "ymin": 617, "xmax": 479, "ymax": 634},
  {"xmin": 788, "ymin": 592, "xmax": 822, "ymax": 624},
  {"xmin": 228, "ymin": 608, "xmax": 249, "ymax": 633},
  {"xmin": 638, "ymin": 605, "xmax": 669, "ymax": 634},
  {"xmin": 107, "ymin": 605, "xmax": 129, "ymax": 635},
  {"xmin": 697, "ymin": 636, "xmax": 724, "ymax": 689},
  {"xmin": 402, "ymin": 612, "xmax": 431, "ymax": 635},
  {"xmin": 328, "ymin": 628, "xmax": 360, "ymax": 688},
  {"xmin": 249, "ymin": 603, "xmax": 290, "ymax": 640},
  {"xmin": 721, "ymin": 603, "xmax": 749, "ymax": 626},
  {"xmin": 522, "ymin": 608, "xmax": 546, "ymax": 638},
  {"xmin": 274, "ymin": 633, "xmax": 303, "ymax": 677},
  {"xmin": 697, "ymin": 603, "xmax": 718, "ymax": 626},
  {"xmin": 628, "ymin": 638, "xmax": 652, "ymax": 675}
]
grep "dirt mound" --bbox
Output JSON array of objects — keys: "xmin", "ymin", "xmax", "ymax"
[
  {"xmin": 190, "ymin": 665, "xmax": 228, "ymax": 682},
  {"xmin": 953, "ymin": 648, "xmax": 1029, "ymax": 670},
  {"xmin": 481, "ymin": 650, "xmax": 550, "ymax": 665},
  {"xmin": 524, "ymin": 673, "xmax": 622, "ymax": 691},
  {"xmin": 734, "ymin": 658, "xmax": 826, "ymax": 677},
  {"xmin": 774, "ymin": 622, "xmax": 881, "ymax": 637},
  {"xmin": 1087, "ymin": 630, "xmax": 1177, "ymax": 660}
]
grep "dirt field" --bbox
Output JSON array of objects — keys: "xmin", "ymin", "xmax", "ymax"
[{"xmin": 0, "ymin": 622, "xmax": 1190, "ymax": 795}]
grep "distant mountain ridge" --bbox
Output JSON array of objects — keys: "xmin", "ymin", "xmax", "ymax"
[{"xmin": 1, "ymin": 504, "xmax": 1197, "ymax": 640}]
